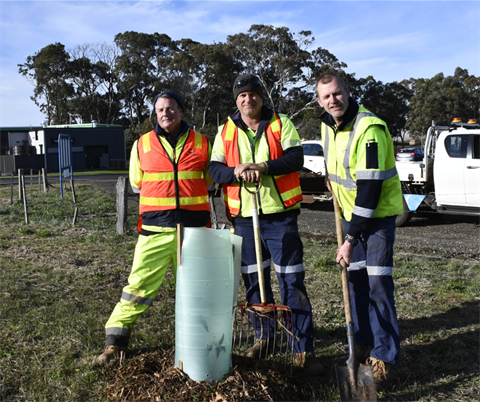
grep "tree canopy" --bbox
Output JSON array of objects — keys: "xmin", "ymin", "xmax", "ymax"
[{"xmin": 18, "ymin": 25, "xmax": 479, "ymax": 148}]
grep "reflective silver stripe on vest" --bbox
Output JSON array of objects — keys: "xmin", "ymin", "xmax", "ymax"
[
  {"xmin": 241, "ymin": 259, "xmax": 271, "ymax": 274},
  {"xmin": 106, "ymin": 327, "xmax": 131, "ymax": 337},
  {"xmin": 353, "ymin": 205, "xmax": 376, "ymax": 218},
  {"xmin": 274, "ymin": 263, "xmax": 305, "ymax": 274},
  {"xmin": 328, "ymin": 172, "xmax": 357, "ymax": 189},
  {"xmin": 323, "ymin": 122, "xmax": 329, "ymax": 165},
  {"xmin": 356, "ymin": 166, "xmax": 398, "ymax": 180},
  {"xmin": 121, "ymin": 291, "xmax": 153, "ymax": 306},
  {"xmin": 347, "ymin": 260, "xmax": 366, "ymax": 271},
  {"xmin": 324, "ymin": 112, "xmax": 375, "ymax": 189},
  {"xmin": 367, "ymin": 265, "xmax": 393, "ymax": 276},
  {"xmin": 342, "ymin": 112, "xmax": 377, "ymax": 186}
]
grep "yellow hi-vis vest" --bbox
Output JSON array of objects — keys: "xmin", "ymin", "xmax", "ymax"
[
  {"xmin": 321, "ymin": 106, "xmax": 403, "ymax": 221},
  {"xmin": 221, "ymin": 113, "xmax": 303, "ymax": 218}
]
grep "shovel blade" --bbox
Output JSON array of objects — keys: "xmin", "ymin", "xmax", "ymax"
[{"xmin": 335, "ymin": 361, "xmax": 377, "ymax": 402}]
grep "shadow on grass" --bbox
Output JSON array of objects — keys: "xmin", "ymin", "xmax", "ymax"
[
  {"xmin": 319, "ymin": 300, "xmax": 479, "ymax": 401},
  {"xmin": 390, "ymin": 300, "xmax": 479, "ymax": 400}
]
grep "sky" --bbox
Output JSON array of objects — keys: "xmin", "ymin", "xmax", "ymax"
[{"xmin": 0, "ymin": 0, "xmax": 478, "ymax": 127}]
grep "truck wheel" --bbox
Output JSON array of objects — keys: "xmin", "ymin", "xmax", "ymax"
[{"xmin": 396, "ymin": 197, "xmax": 413, "ymax": 227}]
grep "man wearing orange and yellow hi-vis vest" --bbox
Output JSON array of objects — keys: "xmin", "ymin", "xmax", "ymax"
[
  {"xmin": 316, "ymin": 73, "xmax": 403, "ymax": 391},
  {"xmin": 209, "ymin": 74, "xmax": 324, "ymax": 376},
  {"xmin": 97, "ymin": 91, "xmax": 213, "ymax": 364}
]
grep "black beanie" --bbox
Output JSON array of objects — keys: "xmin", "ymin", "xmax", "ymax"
[
  {"xmin": 153, "ymin": 91, "xmax": 184, "ymax": 111},
  {"xmin": 233, "ymin": 74, "xmax": 265, "ymax": 101}
]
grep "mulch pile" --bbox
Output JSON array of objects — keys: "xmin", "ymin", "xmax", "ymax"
[{"xmin": 106, "ymin": 348, "xmax": 326, "ymax": 401}]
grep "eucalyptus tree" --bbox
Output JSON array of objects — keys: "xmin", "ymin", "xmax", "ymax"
[
  {"xmin": 69, "ymin": 42, "xmax": 123, "ymax": 125},
  {"xmin": 225, "ymin": 25, "xmax": 314, "ymax": 114},
  {"xmin": 169, "ymin": 39, "xmax": 240, "ymax": 138},
  {"xmin": 114, "ymin": 31, "xmax": 177, "ymax": 131},
  {"xmin": 18, "ymin": 42, "xmax": 74, "ymax": 124},
  {"xmin": 356, "ymin": 76, "xmax": 412, "ymax": 143},
  {"xmin": 405, "ymin": 68, "xmax": 480, "ymax": 141},
  {"xmin": 225, "ymin": 24, "xmax": 353, "ymax": 128}
]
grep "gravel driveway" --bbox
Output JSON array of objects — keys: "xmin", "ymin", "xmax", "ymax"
[
  {"xmin": 62, "ymin": 174, "xmax": 480, "ymax": 264},
  {"xmin": 209, "ymin": 196, "xmax": 480, "ymax": 263}
]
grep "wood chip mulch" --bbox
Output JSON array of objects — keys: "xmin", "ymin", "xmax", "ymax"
[{"xmin": 106, "ymin": 348, "xmax": 327, "ymax": 401}]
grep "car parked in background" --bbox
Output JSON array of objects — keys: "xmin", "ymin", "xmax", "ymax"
[
  {"xmin": 301, "ymin": 140, "xmax": 325, "ymax": 175},
  {"xmin": 396, "ymin": 147, "xmax": 425, "ymax": 162}
]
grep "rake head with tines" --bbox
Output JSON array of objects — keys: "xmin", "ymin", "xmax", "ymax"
[
  {"xmin": 232, "ymin": 180, "xmax": 297, "ymax": 371},
  {"xmin": 233, "ymin": 301, "xmax": 296, "ymax": 371}
]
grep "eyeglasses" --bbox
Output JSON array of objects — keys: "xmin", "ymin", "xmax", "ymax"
[{"xmin": 233, "ymin": 76, "xmax": 260, "ymax": 88}]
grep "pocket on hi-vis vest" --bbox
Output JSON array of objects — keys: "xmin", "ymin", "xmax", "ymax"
[{"xmin": 366, "ymin": 141, "xmax": 379, "ymax": 169}]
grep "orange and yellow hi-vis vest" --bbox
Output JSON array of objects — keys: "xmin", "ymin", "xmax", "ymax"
[
  {"xmin": 221, "ymin": 113, "xmax": 303, "ymax": 217},
  {"xmin": 137, "ymin": 129, "xmax": 210, "ymax": 215}
]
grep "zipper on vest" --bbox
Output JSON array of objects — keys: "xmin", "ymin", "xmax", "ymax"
[
  {"xmin": 159, "ymin": 136, "xmax": 181, "ymax": 220},
  {"xmin": 172, "ymin": 149, "xmax": 180, "ymax": 214}
]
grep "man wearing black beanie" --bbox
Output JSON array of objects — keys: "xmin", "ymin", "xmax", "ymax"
[{"xmin": 209, "ymin": 74, "xmax": 324, "ymax": 375}]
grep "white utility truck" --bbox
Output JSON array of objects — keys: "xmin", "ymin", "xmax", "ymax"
[
  {"xmin": 301, "ymin": 139, "xmax": 325, "ymax": 175},
  {"xmin": 395, "ymin": 118, "xmax": 480, "ymax": 226}
]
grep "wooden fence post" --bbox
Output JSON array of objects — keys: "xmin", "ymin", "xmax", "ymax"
[
  {"xmin": 10, "ymin": 173, "xmax": 13, "ymax": 205},
  {"xmin": 18, "ymin": 169, "xmax": 22, "ymax": 200},
  {"xmin": 42, "ymin": 168, "xmax": 48, "ymax": 193},
  {"xmin": 116, "ymin": 176, "xmax": 128, "ymax": 235},
  {"xmin": 70, "ymin": 178, "xmax": 76, "ymax": 204},
  {"xmin": 21, "ymin": 173, "xmax": 29, "ymax": 224}
]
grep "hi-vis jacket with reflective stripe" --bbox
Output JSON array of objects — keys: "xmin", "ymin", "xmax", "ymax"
[
  {"xmin": 321, "ymin": 105, "xmax": 403, "ymax": 221},
  {"xmin": 131, "ymin": 129, "xmax": 210, "ymax": 215},
  {"xmin": 217, "ymin": 113, "xmax": 302, "ymax": 217}
]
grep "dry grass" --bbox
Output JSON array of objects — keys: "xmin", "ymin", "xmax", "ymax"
[{"xmin": 0, "ymin": 182, "xmax": 479, "ymax": 401}]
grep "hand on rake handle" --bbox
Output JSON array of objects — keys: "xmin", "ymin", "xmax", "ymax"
[{"xmin": 234, "ymin": 163, "xmax": 266, "ymax": 184}]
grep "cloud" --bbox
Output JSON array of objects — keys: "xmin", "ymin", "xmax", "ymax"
[{"xmin": 1, "ymin": 0, "xmax": 478, "ymax": 126}]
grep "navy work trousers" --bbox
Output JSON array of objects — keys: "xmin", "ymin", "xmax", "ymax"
[
  {"xmin": 343, "ymin": 216, "xmax": 401, "ymax": 364},
  {"xmin": 234, "ymin": 212, "xmax": 315, "ymax": 353}
]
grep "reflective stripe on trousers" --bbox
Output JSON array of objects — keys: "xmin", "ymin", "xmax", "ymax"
[
  {"xmin": 105, "ymin": 231, "xmax": 177, "ymax": 339},
  {"xmin": 342, "ymin": 216, "xmax": 401, "ymax": 364}
]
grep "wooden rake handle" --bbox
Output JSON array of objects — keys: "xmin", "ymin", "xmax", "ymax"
[{"xmin": 243, "ymin": 180, "xmax": 266, "ymax": 304}]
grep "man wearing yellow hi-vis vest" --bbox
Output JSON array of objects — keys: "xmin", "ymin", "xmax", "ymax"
[
  {"xmin": 97, "ymin": 91, "xmax": 213, "ymax": 363},
  {"xmin": 209, "ymin": 74, "xmax": 324, "ymax": 375},
  {"xmin": 316, "ymin": 73, "xmax": 403, "ymax": 391}
]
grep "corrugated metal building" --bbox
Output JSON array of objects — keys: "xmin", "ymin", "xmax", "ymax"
[{"xmin": 0, "ymin": 122, "xmax": 126, "ymax": 174}]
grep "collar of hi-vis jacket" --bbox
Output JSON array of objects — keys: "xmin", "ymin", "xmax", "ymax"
[
  {"xmin": 231, "ymin": 105, "xmax": 274, "ymax": 142},
  {"xmin": 320, "ymin": 97, "xmax": 359, "ymax": 131},
  {"xmin": 154, "ymin": 120, "xmax": 190, "ymax": 147}
]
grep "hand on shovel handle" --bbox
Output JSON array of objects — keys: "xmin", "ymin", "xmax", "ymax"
[{"xmin": 332, "ymin": 192, "xmax": 376, "ymax": 401}]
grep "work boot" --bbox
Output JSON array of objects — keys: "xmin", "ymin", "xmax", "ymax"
[
  {"xmin": 97, "ymin": 345, "xmax": 128, "ymax": 364},
  {"xmin": 293, "ymin": 352, "xmax": 325, "ymax": 376},
  {"xmin": 334, "ymin": 344, "xmax": 373, "ymax": 365},
  {"xmin": 245, "ymin": 339, "xmax": 276, "ymax": 359},
  {"xmin": 366, "ymin": 357, "xmax": 392, "ymax": 391}
]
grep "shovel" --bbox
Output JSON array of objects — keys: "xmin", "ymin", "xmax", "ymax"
[{"xmin": 332, "ymin": 192, "xmax": 376, "ymax": 402}]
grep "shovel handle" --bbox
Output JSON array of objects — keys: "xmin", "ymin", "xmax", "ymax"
[
  {"xmin": 332, "ymin": 192, "xmax": 354, "ymax": 326},
  {"xmin": 244, "ymin": 180, "xmax": 266, "ymax": 304}
]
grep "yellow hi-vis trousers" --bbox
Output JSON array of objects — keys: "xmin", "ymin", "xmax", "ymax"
[{"xmin": 105, "ymin": 230, "xmax": 177, "ymax": 339}]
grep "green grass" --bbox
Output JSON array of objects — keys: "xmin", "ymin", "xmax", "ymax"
[{"xmin": 0, "ymin": 183, "xmax": 478, "ymax": 401}]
